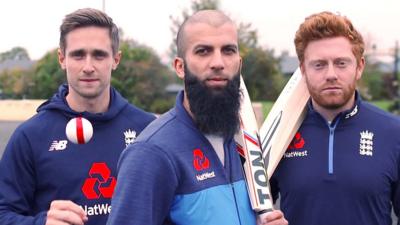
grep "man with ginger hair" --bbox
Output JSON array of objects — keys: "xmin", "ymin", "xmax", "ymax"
[
  {"xmin": 107, "ymin": 10, "xmax": 287, "ymax": 225},
  {"xmin": 270, "ymin": 11, "xmax": 400, "ymax": 225}
]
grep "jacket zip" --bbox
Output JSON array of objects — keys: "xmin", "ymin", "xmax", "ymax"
[
  {"xmin": 327, "ymin": 119, "xmax": 340, "ymax": 174},
  {"xmin": 226, "ymin": 141, "xmax": 243, "ymax": 225}
]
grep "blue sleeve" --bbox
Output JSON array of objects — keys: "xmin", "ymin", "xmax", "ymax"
[
  {"xmin": 107, "ymin": 142, "xmax": 178, "ymax": 225},
  {"xmin": 0, "ymin": 129, "xmax": 47, "ymax": 225}
]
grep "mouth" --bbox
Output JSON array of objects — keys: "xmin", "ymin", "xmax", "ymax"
[
  {"xmin": 80, "ymin": 78, "xmax": 99, "ymax": 83},
  {"xmin": 205, "ymin": 77, "xmax": 228, "ymax": 88},
  {"xmin": 322, "ymin": 86, "xmax": 342, "ymax": 94}
]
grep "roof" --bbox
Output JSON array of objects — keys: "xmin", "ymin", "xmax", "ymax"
[{"xmin": 0, "ymin": 59, "xmax": 35, "ymax": 72}]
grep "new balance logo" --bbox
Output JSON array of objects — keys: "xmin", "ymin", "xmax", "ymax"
[{"xmin": 49, "ymin": 140, "xmax": 68, "ymax": 151}]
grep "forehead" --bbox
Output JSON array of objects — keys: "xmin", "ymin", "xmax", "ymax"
[
  {"xmin": 183, "ymin": 22, "xmax": 238, "ymax": 49},
  {"xmin": 304, "ymin": 36, "xmax": 355, "ymax": 61},
  {"xmin": 64, "ymin": 26, "xmax": 112, "ymax": 52}
]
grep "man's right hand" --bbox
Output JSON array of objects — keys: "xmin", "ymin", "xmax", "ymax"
[{"xmin": 46, "ymin": 200, "xmax": 88, "ymax": 225}]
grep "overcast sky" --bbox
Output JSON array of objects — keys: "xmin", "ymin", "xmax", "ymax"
[{"xmin": 1, "ymin": 0, "xmax": 399, "ymax": 61}]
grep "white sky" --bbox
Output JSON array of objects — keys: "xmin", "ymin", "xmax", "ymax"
[{"xmin": 1, "ymin": 0, "xmax": 399, "ymax": 61}]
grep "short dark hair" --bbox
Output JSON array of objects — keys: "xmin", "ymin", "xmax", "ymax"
[{"xmin": 59, "ymin": 8, "xmax": 119, "ymax": 54}]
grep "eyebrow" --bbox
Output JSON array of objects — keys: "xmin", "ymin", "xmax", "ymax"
[
  {"xmin": 192, "ymin": 43, "xmax": 238, "ymax": 50},
  {"xmin": 92, "ymin": 49, "xmax": 109, "ymax": 56},
  {"xmin": 68, "ymin": 49, "xmax": 86, "ymax": 57},
  {"xmin": 68, "ymin": 49, "xmax": 110, "ymax": 57},
  {"xmin": 223, "ymin": 44, "xmax": 238, "ymax": 50}
]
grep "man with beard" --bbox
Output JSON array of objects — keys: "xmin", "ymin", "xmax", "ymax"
[
  {"xmin": 107, "ymin": 10, "xmax": 287, "ymax": 225},
  {"xmin": 270, "ymin": 11, "xmax": 400, "ymax": 225}
]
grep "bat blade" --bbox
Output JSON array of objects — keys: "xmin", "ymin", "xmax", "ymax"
[
  {"xmin": 260, "ymin": 68, "xmax": 310, "ymax": 178},
  {"xmin": 234, "ymin": 76, "xmax": 273, "ymax": 217}
]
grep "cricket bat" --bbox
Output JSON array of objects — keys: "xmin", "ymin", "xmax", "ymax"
[
  {"xmin": 260, "ymin": 68, "xmax": 310, "ymax": 178},
  {"xmin": 234, "ymin": 75, "xmax": 273, "ymax": 220}
]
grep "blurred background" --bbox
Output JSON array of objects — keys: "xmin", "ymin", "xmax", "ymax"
[
  {"xmin": 1, "ymin": 1, "xmax": 399, "ymax": 223},
  {"xmin": 1, "ymin": 0, "xmax": 400, "ymax": 114}
]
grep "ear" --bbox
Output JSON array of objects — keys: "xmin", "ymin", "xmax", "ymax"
[
  {"xmin": 356, "ymin": 57, "xmax": 365, "ymax": 80},
  {"xmin": 299, "ymin": 62, "xmax": 306, "ymax": 76},
  {"xmin": 173, "ymin": 57, "xmax": 185, "ymax": 80},
  {"xmin": 112, "ymin": 50, "xmax": 122, "ymax": 70},
  {"xmin": 58, "ymin": 48, "xmax": 66, "ymax": 70}
]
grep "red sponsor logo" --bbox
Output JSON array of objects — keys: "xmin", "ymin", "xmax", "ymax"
[
  {"xmin": 193, "ymin": 149, "xmax": 210, "ymax": 171},
  {"xmin": 288, "ymin": 132, "xmax": 305, "ymax": 150},
  {"xmin": 82, "ymin": 162, "xmax": 116, "ymax": 199}
]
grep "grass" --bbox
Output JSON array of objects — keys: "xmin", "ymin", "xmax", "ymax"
[{"xmin": 369, "ymin": 100, "xmax": 392, "ymax": 111}]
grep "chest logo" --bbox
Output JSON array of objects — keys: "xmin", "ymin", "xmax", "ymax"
[
  {"xmin": 288, "ymin": 132, "xmax": 305, "ymax": 149},
  {"xmin": 124, "ymin": 129, "xmax": 137, "ymax": 147},
  {"xmin": 193, "ymin": 149, "xmax": 210, "ymax": 171},
  {"xmin": 359, "ymin": 130, "xmax": 374, "ymax": 156},
  {"xmin": 48, "ymin": 140, "xmax": 68, "ymax": 151},
  {"xmin": 81, "ymin": 162, "xmax": 116, "ymax": 199},
  {"xmin": 284, "ymin": 132, "xmax": 308, "ymax": 158}
]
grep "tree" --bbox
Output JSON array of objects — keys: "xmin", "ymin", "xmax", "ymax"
[
  {"xmin": 113, "ymin": 40, "xmax": 175, "ymax": 113},
  {"xmin": 238, "ymin": 23, "xmax": 284, "ymax": 101},
  {"xmin": 28, "ymin": 49, "xmax": 65, "ymax": 99},
  {"xmin": 0, "ymin": 68, "xmax": 33, "ymax": 98}
]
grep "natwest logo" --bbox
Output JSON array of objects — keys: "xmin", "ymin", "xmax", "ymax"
[
  {"xmin": 82, "ymin": 162, "xmax": 116, "ymax": 199},
  {"xmin": 193, "ymin": 149, "xmax": 210, "ymax": 171},
  {"xmin": 288, "ymin": 132, "xmax": 305, "ymax": 150},
  {"xmin": 285, "ymin": 132, "xmax": 307, "ymax": 158}
]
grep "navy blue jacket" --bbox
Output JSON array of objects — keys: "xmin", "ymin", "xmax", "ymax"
[
  {"xmin": 271, "ymin": 93, "xmax": 400, "ymax": 225},
  {"xmin": 107, "ymin": 91, "xmax": 256, "ymax": 225},
  {"xmin": 0, "ymin": 84, "xmax": 155, "ymax": 225}
]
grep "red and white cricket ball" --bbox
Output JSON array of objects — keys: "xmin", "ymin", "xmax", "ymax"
[{"xmin": 65, "ymin": 117, "xmax": 93, "ymax": 144}]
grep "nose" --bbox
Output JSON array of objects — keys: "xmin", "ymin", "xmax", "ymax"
[
  {"xmin": 210, "ymin": 51, "xmax": 224, "ymax": 71},
  {"xmin": 325, "ymin": 63, "xmax": 338, "ymax": 81},
  {"xmin": 83, "ymin": 57, "xmax": 95, "ymax": 74}
]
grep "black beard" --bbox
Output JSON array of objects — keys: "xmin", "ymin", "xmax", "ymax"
[{"xmin": 184, "ymin": 66, "xmax": 241, "ymax": 138}]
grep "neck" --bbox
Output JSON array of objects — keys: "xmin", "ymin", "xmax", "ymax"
[
  {"xmin": 312, "ymin": 93, "xmax": 356, "ymax": 122},
  {"xmin": 66, "ymin": 90, "xmax": 110, "ymax": 114}
]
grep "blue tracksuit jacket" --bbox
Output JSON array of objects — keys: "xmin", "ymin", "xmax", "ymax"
[
  {"xmin": 0, "ymin": 84, "xmax": 155, "ymax": 225},
  {"xmin": 107, "ymin": 91, "xmax": 256, "ymax": 225},
  {"xmin": 271, "ymin": 92, "xmax": 400, "ymax": 225}
]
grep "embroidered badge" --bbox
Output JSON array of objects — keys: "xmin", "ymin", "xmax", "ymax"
[
  {"xmin": 124, "ymin": 129, "xmax": 137, "ymax": 147},
  {"xmin": 359, "ymin": 130, "xmax": 374, "ymax": 156}
]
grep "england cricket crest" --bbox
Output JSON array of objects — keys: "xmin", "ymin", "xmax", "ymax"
[
  {"xmin": 359, "ymin": 130, "xmax": 374, "ymax": 156},
  {"xmin": 124, "ymin": 129, "xmax": 137, "ymax": 147}
]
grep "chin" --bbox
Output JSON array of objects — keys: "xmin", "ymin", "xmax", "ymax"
[{"xmin": 321, "ymin": 99, "xmax": 347, "ymax": 110}]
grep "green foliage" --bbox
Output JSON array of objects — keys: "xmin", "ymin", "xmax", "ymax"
[
  {"xmin": 113, "ymin": 40, "xmax": 175, "ymax": 113},
  {"xmin": 9, "ymin": 42, "xmax": 175, "ymax": 113},
  {"xmin": 28, "ymin": 49, "xmax": 65, "ymax": 99},
  {"xmin": 0, "ymin": 68, "xmax": 33, "ymax": 98},
  {"xmin": 261, "ymin": 101, "xmax": 274, "ymax": 117},
  {"xmin": 370, "ymin": 100, "xmax": 391, "ymax": 111},
  {"xmin": 240, "ymin": 25, "xmax": 285, "ymax": 101},
  {"xmin": 359, "ymin": 60, "xmax": 393, "ymax": 100}
]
